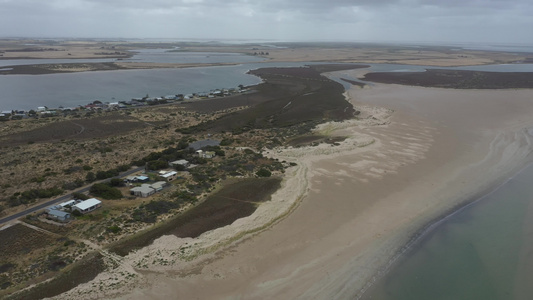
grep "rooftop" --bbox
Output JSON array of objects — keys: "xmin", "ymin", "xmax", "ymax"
[
  {"xmin": 48, "ymin": 209, "xmax": 71, "ymax": 218},
  {"xmin": 73, "ymin": 198, "xmax": 101, "ymax": 210},
  {"xmin": 131, "ymin": 184, "xmax": 154, "ymax": 193},
  {"xmin": 160, "ymin": 171, "xmax": 178, "ymax": 178}
]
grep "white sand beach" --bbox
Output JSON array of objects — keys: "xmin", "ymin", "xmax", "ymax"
[{"xmin": 54, "ymin": 73, "xmax": 533, "ymax": 300}]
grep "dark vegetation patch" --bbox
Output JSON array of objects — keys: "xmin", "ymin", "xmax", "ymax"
[
  {"xmin": 0, "ymin": 224, "xmax": 55, "ymax": 259},
  {"xmin": 307, "ymin": 64, "xmax": 370, "ymax": 73},
  {"xmin": 109, "ymin": 177, "xmax": 281, "ymax": 256},
  {"xmin": 0, "ymin": 114, "xmax": 147, "ymax": 146},
  {"xmin": 0, "ymin": 263, "xmax": 15, "ymax": 274},
  {"xmin": 180, "ymin": 91, "xmax": 270, "ymax": 113},
  {"xmin": 180, "ymin": 65, "xmax": 360, "ymax": 134},
  {"xmin": 89, "ymin": 183, "xmax": 123, "ymax": 200},
  {"xmin": 362, "ymin": 69, "xmax": 533, "ymax": 89},
  {"xmin": 5, "ymin": 253, "xmax": 105, "ymax": 300},
  {"xmin": 0, "ymin": 62, "xmax": 126, "ymax": 75}
]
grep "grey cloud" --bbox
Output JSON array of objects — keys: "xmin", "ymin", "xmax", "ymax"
[{"xmin": 0, "ymin": 0, "xmax": 531, "ymax": 44}]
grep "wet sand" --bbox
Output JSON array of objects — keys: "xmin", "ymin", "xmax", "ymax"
[{"xmin": 55, "ymin": 77, "xmax": 533, "ymax": 299}]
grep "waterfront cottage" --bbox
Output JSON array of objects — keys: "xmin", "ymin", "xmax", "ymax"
[{"xmin": 72, "ymin": 198, "xmax": 102, "ymax": 214}]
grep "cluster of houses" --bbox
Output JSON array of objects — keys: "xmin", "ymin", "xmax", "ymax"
[
  {"xmin": 39, "ymin": 139, "xmax": 223, "ymax": 224},
  {"xmin": 125, "ymin": 171, "xmax": 178, "ymax": 198},
  {"xmin": 45, "ymin": 198, "xmax": 102, "ymax": 223},
  {"xmin": 0, "ymin": 86, "xmax": 250, "ymax": 121}
]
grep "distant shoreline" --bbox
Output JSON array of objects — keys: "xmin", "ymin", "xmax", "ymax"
[{"xmin": 0, "ymin": 61, "xmax": 240, "ymax": 75}]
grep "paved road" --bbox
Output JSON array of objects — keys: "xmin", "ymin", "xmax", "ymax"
[{"xmin": 0, "ymin": 166, "xmax": 144, "ymax": 225}]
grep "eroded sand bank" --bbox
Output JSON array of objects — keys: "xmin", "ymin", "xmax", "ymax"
[{"xmin": 54, "ymin": 75, "xmax": 533, "ymax": 300}]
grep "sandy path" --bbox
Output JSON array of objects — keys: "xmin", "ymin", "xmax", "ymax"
[{"xmin": 55, "ymin": 79, "xmax": 533, "ymax": 300}]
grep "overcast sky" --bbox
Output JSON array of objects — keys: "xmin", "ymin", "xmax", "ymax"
[{"xmin": 1, "ymin": 0, "xmax": 532, "ymax": 45}]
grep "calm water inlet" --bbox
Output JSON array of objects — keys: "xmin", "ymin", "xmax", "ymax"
[{"xmin": 362, "ymin": 164, "xmax": 533, "ymax": 300}]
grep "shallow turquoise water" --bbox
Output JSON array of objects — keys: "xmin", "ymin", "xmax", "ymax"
[{"xmin": 361, "ymin": 165, "xmax": 533, "ymax": 300}]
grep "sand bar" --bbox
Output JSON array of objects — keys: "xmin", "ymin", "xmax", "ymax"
[{"xmin": 53, "ymin": 73, "xmax": 533, "ymax": 299}]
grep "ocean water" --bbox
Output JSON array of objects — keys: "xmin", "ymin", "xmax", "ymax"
[{"xmin": 361, "ymin": 164, "xmax": 533, "ymax": 300}]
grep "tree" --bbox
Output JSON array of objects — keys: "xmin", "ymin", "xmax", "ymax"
[
  {"xmin": 89, "ymin": 183, "xmax": 122, "ymax": 200},
  {"xmin": 256, "ymin": 168, "xmax": 272, "ymax": 177},
  {"xmin": 72, "ymin": 192, "xmax": 89, "ymax": 200},
  {"xmin": 109, "ymin": 178, "xmax": 124, "ymax": 187},
  {"xmin": 85, "ymin": 172, "xmax": 96, "ymax": 182}
]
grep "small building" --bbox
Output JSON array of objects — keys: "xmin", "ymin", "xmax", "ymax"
[
  {"xmin": 72, "ymin": 198, "xmax": 102, "ymax": 214},
  {"xmin": 130, "ymin": 184, "xmax": 156, "ymax": 198},
  {"xmin": 169, "ymin": 159, "xmax": 189, "ymax": 168},
  {"xmin": 196, "ymin": 150, "xmax": 216, "ymax": 159},
  {"xmin": 125, "ymin": 175, "xmax": 137, "ymax": 182},
  {"xmin": 150, "ymin": 181, "xmax": 167, "ymax": 192},
  {"xmin": 136, "ymin": 175, "xmax": 149, "ymax": 182},
  {"xmin": 59, "ymin": 200, "xmax": 76, "ymax": 208},
  {"xmin": 46, "ymin": 209, "xmax": 72, "ymax": 223},
  {"xmin": 203, "ymin": 151, "xmax": 216, "ymax": 159},
  {"xmin": 125, "ymin": 175, "xmax": 150, "ymax": 183},
  {"xmin": 160, "ymin": 170, "xmax": 178, "ymax": 182}
]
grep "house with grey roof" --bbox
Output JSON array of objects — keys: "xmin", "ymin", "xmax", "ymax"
[
  {"xmin": 130, "ymin": 184, "xmax": 156, "ymax": 198},
  {"xmin": 46, "ymin": 209, "xmax": 72, "ymax": 223}
]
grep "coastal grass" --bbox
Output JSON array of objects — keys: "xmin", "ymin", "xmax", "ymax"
[
  {"xmin": 0, "ymin": 114, "xmax": 152, "ymax": 146},
  {"xmin": 179, "ymin": 65, "xmax": 359, "ymax": 134},
  {"xmin": 108, "ymin": 177, "xmax": 281, "ymax": 257},
  {"xmin": 4, "ymin": 252, "xmax": 105, "ymax": 300}
]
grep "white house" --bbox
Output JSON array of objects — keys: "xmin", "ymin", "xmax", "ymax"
[
  {"xmin": 72, "ymin": 198, "xmax": 102, "ymax": 214},
  {"xmin": 59, "ymin": 199, "xmax": 76, "ymax": 208},
  {"xmin": 196, "ymin": 150, "xmax": 216, "ymax": 159},
  {"xmin": 160, "ymin": 170, "xmax": 178, "ymax": 182}
]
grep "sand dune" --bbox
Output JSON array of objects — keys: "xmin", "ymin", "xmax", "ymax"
[{"xmin": 54, "ymin": 75, "xmax": 533, "ymax": 300}]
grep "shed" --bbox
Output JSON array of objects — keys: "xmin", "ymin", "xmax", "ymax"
[
  {"xmin": 135, "ymin": 175, "xmax": 149, "ymax": 182},
  {"xmin": 47, "ymin": 209, "xmax": 72, "ymax": 223},
  {"xmin": 72, "ymin": 198, "xmax": 102, "ymax": 214},
  {"xmin": 59, "ymin": 200, "xmax": 76, "ymax": 208}
]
